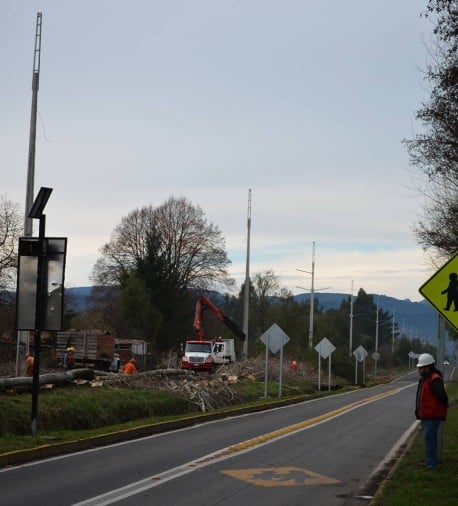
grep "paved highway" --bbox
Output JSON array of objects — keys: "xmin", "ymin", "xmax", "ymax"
[{"xmin": 1, "ymin": 372, "xmax": 420, "ymax": 506}]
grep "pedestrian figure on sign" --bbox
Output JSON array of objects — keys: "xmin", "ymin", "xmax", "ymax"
[{"xmin": 441, "ymin": 272, "xmax": 458, "ymax": 311}]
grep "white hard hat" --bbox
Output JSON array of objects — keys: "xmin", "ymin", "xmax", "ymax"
[{"xmin": 417, "ymin": 353, "xmax": 436, "ymax": 367}]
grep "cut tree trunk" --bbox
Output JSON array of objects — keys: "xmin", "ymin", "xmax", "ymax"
[{"xmin": 0, "ymin": 368, "xmax": 95, "ymax": 389}]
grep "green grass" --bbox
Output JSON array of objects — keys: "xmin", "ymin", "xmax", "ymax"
[
  {"xmin": 0, "ymin": 378, "xmax": 321, "ymax": 454},
  {"xmin": 372, "ymin": 382, "xmax": 458, "ymax": 505},
  {"xmin": 0, "ymin": 385, "xmax": 192, "ymax": 435}
]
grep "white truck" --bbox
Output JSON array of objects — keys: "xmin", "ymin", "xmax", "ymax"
[
  {"xmin": 181, "ymin": 338, "xmax": 235, "ymax": 372},
  {"xmin": 180, "ymin": 295, "xmax": 245, "ymax": 372}
]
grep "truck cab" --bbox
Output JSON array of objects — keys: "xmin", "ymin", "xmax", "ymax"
[
  {"xmin": 181, "ymin": 340, "xmax": 215, "ymax": 371},
  {"xmin": 181, "ymin": 338, "xmax": 236, "ymax": 372}
]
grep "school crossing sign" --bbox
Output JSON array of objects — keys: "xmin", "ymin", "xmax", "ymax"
[{"xmin": 419, "ymin": 252, "xmax": 458, "ymax": 332}]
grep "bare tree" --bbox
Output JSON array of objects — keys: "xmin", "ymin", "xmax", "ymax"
[
  {"xmin": 404, "ymin": 0, "xmax": 458, "ymax": 258},
  {"xmin": 92, "ymin": 196, "xmax": 234, "ymax": 291},
  {"xmin": 92, "ymin": 206, "xmax": 156, "ymax": 286},
  {"xmin": 0, "ymin": 196, "xmax": 22, "ymax": 289},
  {"xmin": 253, "ymin": 269, "xmax": 280, "ymax": 332}
]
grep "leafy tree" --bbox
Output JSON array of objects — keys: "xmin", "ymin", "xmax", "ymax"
[
  {"xmin": 131, "ymin": 231, "xmax": 192, "ymax": 351},
  {"xmin": 339, "ymin": 289, "xmax": 398, "ymax": 358},
  {"xmin": 120, "ymin": 273, "xmax": 163, "ymax": 342},
  {"xmin": 404, "ymin": 0, "xmax": 458, "ymax": 258}
]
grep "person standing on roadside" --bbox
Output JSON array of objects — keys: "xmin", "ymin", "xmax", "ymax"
[{"xmin": 415, "ymin": 353, "xmax": 448, "ymax": 470}]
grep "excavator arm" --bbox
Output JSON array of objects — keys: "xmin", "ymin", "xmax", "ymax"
[{"xmin": 193, "ymin": 295, "xmax": 246, "ymax": 341}]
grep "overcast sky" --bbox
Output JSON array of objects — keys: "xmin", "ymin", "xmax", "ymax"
[{"xmin": 2, "ymin": 1, "xmax": 438, "ymax": 302}]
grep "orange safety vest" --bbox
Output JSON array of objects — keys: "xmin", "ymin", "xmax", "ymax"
[
  {"xmin": 417, "ymin": 372, "xmax": 447, "ymax": 420},
  {"xmin": 123, "ymin": 362, "xmax": 137, "ymax": 374}
]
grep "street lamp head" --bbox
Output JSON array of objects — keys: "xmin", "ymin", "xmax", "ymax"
[{"xmin": 28, "ymin": 187, "xmax": 52, "ymax": 219}]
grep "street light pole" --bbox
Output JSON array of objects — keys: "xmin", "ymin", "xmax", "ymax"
[
  {"xmin": 17, "ymin": 12, "xmax": 43, "ymax": 377},
  {"xmin": 349, "ymin": 280, "xmax": 354, "ymax": 357},
  {"xmin": 391, "ymin": 310, "xmax": 395, "ymax": 354},
  {"xmin": 30, "ymin": 212, "xmax": 46, "ymax": 437},
  {"xmin": 242, "ymin": 189, "xmax": 251, "ymax": 361},
  {"xmin": 27, "ymin": 186, "xmax": 53, "ymax": 437},
  {"xmin": 374, "ymin": 297, "xmax": 379, "ymax": 376},
  {"xmin": 297, "ymin": 242, "xmax": 329, "ymax": 350}
]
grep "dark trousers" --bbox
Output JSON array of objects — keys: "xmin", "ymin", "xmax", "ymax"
[{"xmin": 421, "ymin": 419, "xmax": 442, "ymax": 469}]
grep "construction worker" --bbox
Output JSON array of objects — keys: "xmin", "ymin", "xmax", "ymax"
[
  {"xmin": 415, "ymin": 353, "xmax": 449, "ymax": 470},
  {"xmin": 25, "ymin": 353, "xmax": 34, "ymax": 376},
  {"xmin": 122, "ymin": 358, "xmax": 137, "ymax": 374},
  {"xmin": 63, "ymin": 347, "xmax": 75, "ymax": 370}
]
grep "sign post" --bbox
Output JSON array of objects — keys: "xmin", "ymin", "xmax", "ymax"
[
  {"xmin": 372, "ymin": 351, "xmax": 380, "ymax": 376},
  {"xmin": 314, "ymin": 337, "xmax": 336, "ymax": 391},
  {"xmin": 353, "ymin": 345, "xmax": 368, "ymax": 385},
  {"xmin": 260, "ymin": 323, "xmax": 290, "ymax": 397},
  {"xmin": 16, "ymin": 188, "xmax": 67, "ymax": 437}
]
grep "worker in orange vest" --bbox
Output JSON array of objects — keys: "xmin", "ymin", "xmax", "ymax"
[
  {"xmin": 25, "ymin": 353, "xmax": 34, "ymax": 376},
  {"xmin": 122, "ymin": 358, "xmax": 137, "ymax": 374}
]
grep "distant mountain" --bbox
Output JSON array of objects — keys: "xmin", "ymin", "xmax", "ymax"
[
  {"xmin": 65, "ymin": 286, "xmax": 93, "ymax": 311},
  {"xmin": 294, "ymin": 292, "xmax": 447, "ymax": 351}
]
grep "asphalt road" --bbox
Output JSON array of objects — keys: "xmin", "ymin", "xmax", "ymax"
[{"xmin": 0, "ymin": 371, "xmax": 421, "ymax": 506}]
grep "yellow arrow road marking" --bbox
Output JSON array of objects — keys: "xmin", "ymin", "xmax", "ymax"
[{"xmin": 222, "ymin": 466, "xmax": 341, "ymax": 487}]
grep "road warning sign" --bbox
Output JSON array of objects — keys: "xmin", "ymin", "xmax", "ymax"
[{"xmin": 419, "ymin": 252, "xmax": 458, "ymax": 332}]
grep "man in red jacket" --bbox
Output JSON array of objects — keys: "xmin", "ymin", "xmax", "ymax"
[{"xmin": 415, "ymin": 353, "xmax": 448, "ymax": 470}]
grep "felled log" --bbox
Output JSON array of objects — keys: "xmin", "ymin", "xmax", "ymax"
[{"xmin": 0, "ymin": 368, "xmax": 95, "ymax": 390}]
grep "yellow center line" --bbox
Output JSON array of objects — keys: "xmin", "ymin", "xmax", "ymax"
[{"xmin": 197, "ymin": 388, "xmax": 400, "ymax": 458}]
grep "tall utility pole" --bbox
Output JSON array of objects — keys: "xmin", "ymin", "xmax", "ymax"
[
  {"xmin": 16, "ymin": 12, "xmax": 42, "ymax": 376},
  {"xmin": 374, "ymin": 297, "xmax": 379, "ymax": 376},
  {"xmin": 242, "ymin": 189, "xmax": 251, "ymax": 361},
  {"xmin": 308, "ymin": 242, "xmax": 316, "ymax": 350},
  {"xmin": 391, "ymin": 310, "xmax": 395, "ymax": 354},
  {"xmin": 349, "ymin": 280, "xmax": 354, "ymax": 357},
  {"xmin": 24, "ymin": 12, "xmax": 42, "ymax": 236},
  {"xmin": 297, "ymin": 242, "xmax": 329, "ymax": 350},
  {"xmin": 375, "ymin": 297, "xmax": 379, "ymax": 353}
]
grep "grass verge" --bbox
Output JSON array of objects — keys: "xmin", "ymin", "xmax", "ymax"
[
  {"xmin": 0, "ymin": 378, "xmax": 321, "ymax": 455},
  {"xmin": 371, "ymin": 381, "xmax": 458, "ymax": 505}
]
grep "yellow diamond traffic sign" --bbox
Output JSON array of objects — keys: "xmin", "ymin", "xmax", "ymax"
[{"xmin": 419, "ymin": 252, "xmax": 458, "ymax": 332}]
